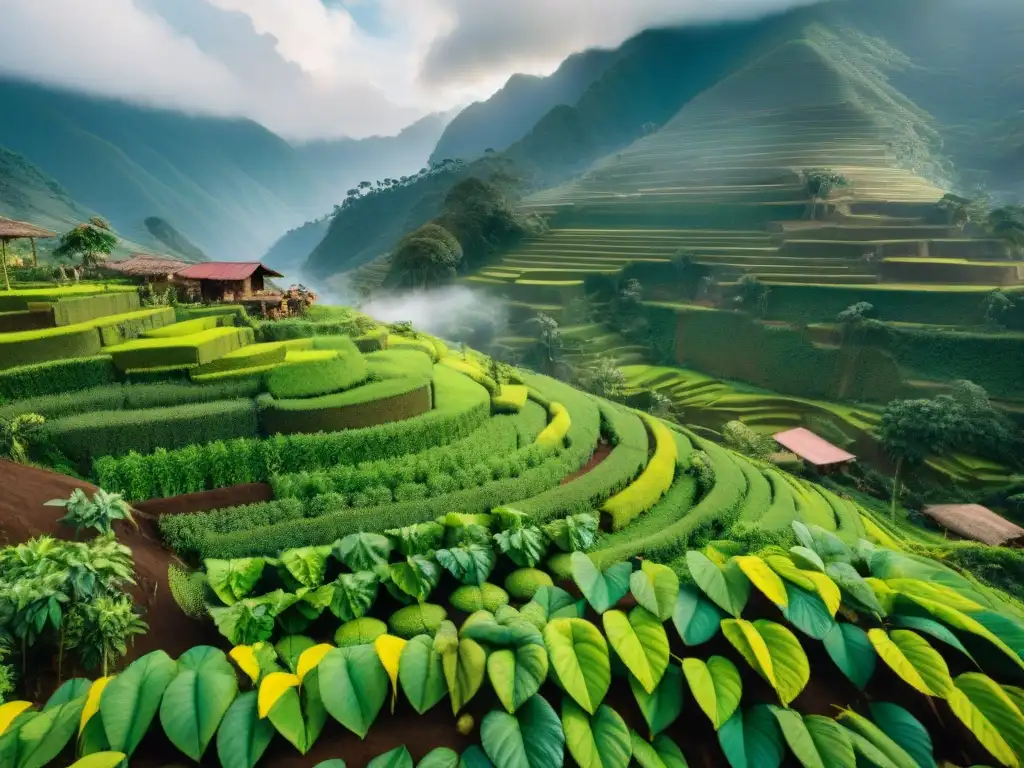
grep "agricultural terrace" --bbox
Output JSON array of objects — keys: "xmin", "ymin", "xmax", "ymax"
[{"xmin": 3, "ymin": 282, "xmax": 1024, "ymax": 766}]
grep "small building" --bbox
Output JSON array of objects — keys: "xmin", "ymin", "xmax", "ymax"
[
  {"xmin": 922, "ymin": 504, "xmax": 1024, "ymax": 547},
  {"xmin": 772, "ymin": 427, "xmax": 855, "ymax": 473},
  {"xmin": 105, "ymin": 253, "xmax": 191, "ymax": 291},
  {"xmin": 175, "ymin": 262, "xmax": 284, "ymax": 303}
]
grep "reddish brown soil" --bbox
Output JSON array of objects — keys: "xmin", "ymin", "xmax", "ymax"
[
  {"xmin": 560, "ymin": 440, "xmax": 613, "ymax": 485},
  {"xmin": 134, "ymin": 482, "xmax": 273, "ymax": 516}
]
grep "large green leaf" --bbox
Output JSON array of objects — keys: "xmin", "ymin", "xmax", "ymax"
[
  {"xmin": 602, "ymin": 608, "xmax": 669, "ymax": 695},
  {"xmin": 158, "ymin": 646, "xmax": 238, "ymax": 762},
  {"xmin": 434, "ymin": 621, "xmax": 487, "ymax": 715},
  {"xmin": 849, "ymin": 705, "xmax": 932, "ymax": 768},
  {"xmin": 867, "ymin": 629, "xmax": 953, "ymax": 697},
  {"xmin": 630, "ymin": 664, "xmax": 683, "ymax": 738},
  {"xmin": 571, "ymin": 553, "xmax": 631, "ymax": 614},
  {"xmin": 771, "ymin": 707, "xmax": 826, "ymax": 768},
  {"xmin": 313, "ymin": 761, "xmax": 348, "ymax": 768},
  {"xmin": 561, "ymin": 698, "xmax": 631, "ymax": 768},
  {"xmin": 804, "ymin": 715, "xmax": 856, "ymax": 768},
  {"xmin": 15, "ymin": 695, "xmax": 85, "ymax": 768},
  {"xmin": 686, "ymin": 551, "xmax": 750, "ymax": 618},
  {"xmin": 972, "ymin": 610, "xmax": 1024, "ymax": 659},
  {"xmin": 280, "ymin": 546, "xmax": 331, "ymax": 588},
  {"xmin": 391, "ymin": 556, "xmax": 442, "ymax": 603},
  {"xmin": 459, "ymin": 745, "xmax": 493, "ymax": 768},
  {"xmin": 275, "ymin": 635, "xmax": 317, "ymax": 673},
  {"xmin": 867, "ymin": 550, "xmax": 992, "ymax": 608},
  {"xmin": 792, "ymin": 521, "xmax": 851, "ymax": 565},
  {"xmin": 629, "ymin": 731, "xmax": 687, "ymax": 768},
  {"xmin": 543, "ymin": 513, "xmax": 599, "ymax": 553},
  {"xmin": 100, "ymin": 650, "xmax": 178, "ymax": 759},
  {"xmin": 953, "ymin": 673, "xmax": 1024, "ymax": 762},
  {"xmin": 630, "ymin": 562, "xmax": 679, "ymax": 621},
  {"xmin": 722, "ymin": 619, "xmax": 809, "ymax": 706},
  {"xmin": 521, "ymin": 586, "xmax": 582, "ymax": 630},
  {"xmin": 328, "ymin": 571, "xmax": 380, "ymax": 621},
  {"xmin": 266, "ymin": 672, "xmax": 327, "ymax": 755},
  {"xmin": 888, "ymin": 615, "xmax": 975, "ymax": 663},
  {"xmin": 826, "ymin": 562, "xmax": 884, "ymax": 616},
  {"xmin": 398, "ymin": 635, "xmax": 447, "ymax": 715},
  {"xmin": 216, "ymin": 693, "xmax": 274, "ymax": 768},
  {"xmin": 44, "ymin": 679, "xmax": 91, "ymax": 710},
  {"xmin": 944, "ymin": 684, "xmax": 1018, "ymax": 767},
  {"xmin": 480, "ymin": 695, "xmax": 565, "ymax": 768},
  {"xmin": 543, "ymin": 618, "xmax": 610, "ymax": 715},
  {"xmin": 387, "ymin": 521, "xmax": 446, "ymax": 557},
  {"xmin": 781, "ymin": 584, "xmax": 835, "ymax": 641},
  {"xmin": 418, "ymin": 747, "xmax": 460, "ymax": 768},
  {"xmin": 822, "ymin": 622, "xmax": 876, "ymax": 690},
  {"xmin": 733, "ymin": 555, "xmax": 788, "ymax": 608},
  {"xmin": 717, "ymin": 705, "xmax": 784, "ymax": 768},
  {"xmin": 318, "ymin": 645, "xmax": 387, "ymax": 738},
  {"xmin": 682, "ymin": 656, "xmax": 742, "ymax": 730},
  {"xmin": 367, "ymin": 745, "xmax": 414, "ymax": 768},
  {"xmin": 205, "ymin": 558, "xmax": 265, "ymax": 605},
  {"xmin": 494, "ymin": 526, "xmax": 548, "ymax": 568},
  {"xmin": 335, "ymin": 531, "xmax": 392, "ymax": 571},
  {"xmin": 488, "ymin": 644, "xmax": 549, "ymax": 714},
  {"xmin": 672, "ymin": 586, "xmax": 724, "ymax": 646},
  {"xmin": 436, "ymin": 545, "xmax": 496, "ymax": 586}
]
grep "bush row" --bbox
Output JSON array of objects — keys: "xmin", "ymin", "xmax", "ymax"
[
  {"xmin": 106, "ymin": 327, "xmax": 253, "ymax": 371},
  {"xmin": 92, "ymin": 372, "xmax": 492, "ymax": 498},
  {"xmin": 440, "ymin": 357, "xmax": 498, "ymax": 394},
  {"xmin": 265, "ymin": 337, "xmax": 366, "ymax": 399},
  {"xmin": 390, "ymin": 335, "xmax": 443, "ymax": 363},
  {"xmin": 40, "ymin": 398, "xmax": 259, "ymax": 464},
  {"xmin": 190, "ymin": 342, "xmax": 288, "ymax": 377},
  {"xmin": 255, "ymin": 318, "xmax": 367, "ymax": 342},
  {"xmin": 492, "ymin": 384, "xmax": 529, "ymax": 414},
  {"xmin": 174, "ymin": 304, "xmax": 249, "ymax": 324},
  {"xmin": 732, "ymin": 452, "xmax": 773, "ymax": 525},
  {"xmin": 0, "ymin": 356, "xmax": 117, "ymax": 400},
  {"xmin": 0, "ymin": 283, "xmax": 137, "ymax": 312},
  {"xmin": 536, "ymin": 402, "xmax": 571, "ymax": 448},
  {"xmin": 46, "ymin": 289, "xmax": 140, "ymax": 326},
  {"xmin": 600, "ymin": 412, "xmax": 678, "ymax": 530},
  {"xmin": 0, "ymin": 378, "xmax": 262, "ymax": 421},
  {"xmin": 143, "ymin": 315, "xmax": 220, "ymax": 338}
]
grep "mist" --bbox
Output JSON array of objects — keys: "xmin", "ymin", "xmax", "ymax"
[{"xmin": 360, "ymin": 285, "xmax": 509, "ymax": 347}]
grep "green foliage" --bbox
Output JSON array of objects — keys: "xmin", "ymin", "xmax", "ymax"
[
  {"xmin": 601, "ymin": 413, "xmax": 676, "ymax": 530},
  {"xmin": 450, "ymin": 584, "xmax": 510, "ymax": 613},
  {"xmin": 266, "ymin": 345, "xmax": 367, "ymax": 399},
  {"xmin": 0, "ymin": 412, "xmax": 44, "ymax": 463},
  {"xmin": 542, "ymin": 514, "xmax": 599, "ymax": 553},
  {"xmin": 571, "ymin": 554, "xmax": 631, "ymax": 614},
  {"xmin": 45, "ymin": 488, "xmax": 135, "ymax": 536},
  {"xmin": 106, "ymin": 326, "xmax": 252, "ymax": 372},
  {"xmin": 388, "ymin": 604, "xmax": 448, "ymax": 639},
  {"xmin": 167, "ymin": 565, "xmax": 206, "ymax": 619},
  {"xmin": 391, "ymin": 223, "xmax": 463, "ymax": 288},
  {"xmin": 53, "ymin": 222, "xmax": 117, "ymax": 268},
  {"xmin": 504, "ymin": 569, "xmax": 554, "ymax": 601},
  {"xmin": 0, "ymin": 356, "xmax": 116, "ymax": 400}
]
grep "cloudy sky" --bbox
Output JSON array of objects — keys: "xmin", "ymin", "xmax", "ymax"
[{"xmin": 0, "ymin": 0, "xmax": 824, "ymax": 141}]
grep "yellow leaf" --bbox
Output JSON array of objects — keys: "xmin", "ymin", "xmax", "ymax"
[
  {"xmin": 886, "ymin": 579, "xmax": 984, "ymax": 613},
  {"xmin": 79, "ymin": 676, "xmax": 112, "ymax": 735},
  {"xmin": 721, "ymin": 619, "xmax": 776, "ymax": 688},
  {"xmin": 804, "ymin": 572, "xmax": 841, "ymax": 617},
  {"xmin": 865, "ymin": 578, "xmax": 895, "ymax": 615},
  {"xmin": 296, "ymin": 643, "xmax": 334, "ymax": 682},
  {"xmin": 734, "ymin": 555, "xmax": 788, "ymax": 608},
  {"xmin": 66, "ymin": 753, "xmax": 129, "ymax": 768},
  {"xmin": 764, "ymin": 555, "xmax": 817, "ymax": 593},
  {"xmin": 229, "ymin": 645, "xmax": 261, "ymax": 684},
  {"xmin": 257, "ymin": 672, "xmax": 300, "ymax": 719},
  {"xmin": 0, "ymin": 701, "xmax": 33, "ymax": 736},
  {"xmin": 375, "ymin": 634, "xmax": 407, "ymax": 713},
  {"xmin": 868, "ymin": 628, "xmax": 952, "ymax": 697},
  {"xmin": 860, "ymin": 514, "xmax": 901, "ymax": 549},
  {"xmin": 945, "ymin": 686, "xmax": 1020, "ymax": 768}
]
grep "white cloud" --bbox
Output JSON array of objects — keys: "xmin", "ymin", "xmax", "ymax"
[{"xmin": 0, "ymin": 0, "xmax": 827, "ymax": 140}]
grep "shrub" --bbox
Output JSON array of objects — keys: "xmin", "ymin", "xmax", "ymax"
[
  {"xmin": 106, "ymin": 327, "xmax": 253, "ymax": 371},
  {"xmin": 504, "ymin": 568, "xmax": 554, "ymax": 601},
  {"xmin": 0, "ymin": 324, "xmax": 102, "ymax": 370},
  {"xmin": 175, "ymin": 304, "xmax": 249, "ymax": 324},
  {"xmin": 159, "ymin": 498, "xmax": 306, "ymax": 555},
  {"xmin": 600, "ymin": 413, "xmax": 678, "ymax": 530},
  {"xmin": 258, "ymin": 379, "xmax": 432, "ymax": 434},
  {"xmin": 189, "ymin": 342, "xmax": 288, "ymax": 379},
  {"xmin": 255, "ymin": 318, "xmax": 366, "ymax": 342},
  {"xmin": 546, "ymin": 552, "xmax": 574, "ymax": 581},
  {"xmin": 47, "ymin": 290, "xmax": 140, "ymax": 325},
  {"xmin": 0, "ymin": 356, "xmax": 116, "ymax": 400},
  {"xmin": 266, "ymin": 343, "xmax": 366, "ymax": 399},
  {"xmin": 536, "ymin": 402, "xmax": 571, "ymax": 448},
  {"xmin": 41, "ymin": 398, "xmax": 259, "ymax": 464},
  {"xmin": 449, "ymin": 583, "xmax": 510, "ymax": 613},
  {"xmin": 143, "ymin": 316, "xmax": 219, "ymax": 338},
  {"xmin": 390, "ymin": 334, "xmax": 440, "ymax": 362},
  {"xmin": 334, "ymin": 617, "xmax": 388, "ymax": 647},
  {"xmin": 167, "ymin": 564, "xmax": 206, "ymax": 618},
  {"xmin": 388, "ymin": 603, "xmax": 447, "ymax": 638},
  {"xmin": 441, "ymin": 357, "xmax": 498, "ymax": 393},
  {"xmin": 493, "ymin": 385, "xmax": 529, "ymax": 414}
]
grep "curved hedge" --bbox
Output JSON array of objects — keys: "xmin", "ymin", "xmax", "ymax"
[
  {"xmin": 732, "ymin": 451, "xmax": 772, "ymax": 524},
  {"xmin": 757, "ymin": 469, "xmax": 798, "ymax": 531},
  {"xmin": 143, "ymin": 315, "xmax": 219, "ymax": 338},
  {"xmin": 536, "ymin": 402, "xmax": 571, "ymax": 448},
  {"xmin": 266, "ymin": 342, "xmax": 367, "ymax": 399},
  {"xmin": 190, "ymin": 342, "xmax": 288, "ymax": 378},
  {"xmin": 441, "ymin": 357, "xmax": 498, "ymax": 394},
  {"xmin": 493, "ymin": 384, "xmax": 529, "ymax": 414},
  {"xmin": 600, "ymin": 412, "xmax": 678, "ymax": 530},
  {"xmin": 258, "ymin": 380, "xmax": 432, "ymax": 434}
]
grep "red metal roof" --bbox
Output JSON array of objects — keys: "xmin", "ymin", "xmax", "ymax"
[
  {"xmin": 175, "ymin": 262, "xmax": 283, "ymax": 280},
  {"xmin": 773, "ymin": 427, "xmax": 855, "ymax": 466}
]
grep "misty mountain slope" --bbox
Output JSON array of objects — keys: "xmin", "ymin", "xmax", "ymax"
[
  {"xmin": 0, "ymin": 145, "xmax": 96, "ymax": 231},
  {"xmin": 262, "ymin": 218, "xmax": 331, "ymax": 274},
  {"xmin": 429, "ymin": 48, "xmax": 619, "ymax": 164}
]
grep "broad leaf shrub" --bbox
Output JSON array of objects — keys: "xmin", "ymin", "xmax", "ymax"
[{"xmin": 8, "ymin": 518, "xmax": 1024, "ymax": 767}]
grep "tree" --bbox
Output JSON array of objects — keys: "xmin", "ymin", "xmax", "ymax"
[
  {"xmin": 53, "ymin": 222, "xmax": 117, "ymax": 269},
  {"xmin": 390, "ymin": 223, "xmax": 463, "ymax": 289},
  {"xmin": 878, "ymin": 397, "xmax": 962, "ymax": 520},
  {"xmin": 834, "ymin": 302, "xmax": 877, "ymax": 397},
  {"xmin": 722, "ymin": 421, "xmax": 776, "ymax": 461},
  {"xmin": 578, "ymin": 358, "xmax": 625, "ymax": 398},
  {"xmin": 528, "ymin": 312, "xmax": 562, "ymax": 369},
  {"xmin": 733, "ymin": 274, "xmax": 770, "ymax": 316},
  {"xmin": 936, "ymin": 193, "xmax": 987, "ymax": 231},
  {"xmin": 0, "ymin": 413, "xmax": 44, "ymax": 464},
  {"xmin": 982, "ymin": 289, "xmax": 1014, "ymax": 329},
  {"xmin": 986, "ymin": 205, "xmax": 1024, "ymax": 253},
  {"xmin": 799, "ymin": 168, "xmax": 850, "ymax": 220}
]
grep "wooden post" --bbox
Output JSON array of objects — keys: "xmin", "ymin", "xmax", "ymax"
[
  {"xmin": 1, "ymin": 239, "xmax": 10, "ymax": 291},
  {"xmin": 30, "ymin": 238, "xmax": 38, "ymax": 267}
]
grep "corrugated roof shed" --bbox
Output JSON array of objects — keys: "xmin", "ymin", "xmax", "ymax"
[
  {"xmin": 923, "ymin": 504, "xmax": 1024, "ymax": 547},
  {"xmin": 0, "ymin": 217, "xmax": 56, "ymax": 239},
  {"xmin": 773, "ymin": 427, "xmax": 855, "ymax": 466},
  {"xmin": 176, "ymin": 262, "xmax": 283, "ymax": 280}
]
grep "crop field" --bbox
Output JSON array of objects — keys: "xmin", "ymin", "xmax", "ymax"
[{"xmin": 3, "ymin": 285, "xmax": 1024, "ymax": 768}]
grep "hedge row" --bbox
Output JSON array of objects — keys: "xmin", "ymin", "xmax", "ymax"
[
  {"xmin": 440, "ymin": 357, "xmax": 498, "ymax": 394},
  {"xmin": 175, "ymin": 304, "xmax": 248, "ymax": 324},
  {"xmin": 143, "ymin": 316, "xmax": 219, "ymax": 338},
  {"xmin": 0, "ymin": 356, "xmax": 117, "ymax": 400},
  {"xmin": 105, "ymin": 327, "xmax": 253, "ymax": 371},
  {"xmin": 732, "ymin": 452, "xmax": 773, "ymax": 524},
  {"xmin": 255, "ymin": 318, "xmax": 368, "ymax": 342},
  {"xmin": 536, "ymin": 402, "xmax": 571, "ymax": 448},
  {"xmin": 93, "ymin": 370, "xmax": 493, "ymax": 498},
  {"xmin": 270, "ymin": 411, "xmax": 524, "ymax": 500},
  {"xmin": 390, "ymin": 335, "xmax": 443, "ymax": 363},
  {"xmin": 43, "ymin": 289, "xmax": 140, "ymax": 326},
  {"xmin": 0, "ymin": 378, "xmax": 262, "ymax": 422},
  {"xmin": 39, "ymin": 398, "xmax": 259, "ymax": 463},
  {"xmin": 600, "ymin": 412, "xmax": 678, "ymax": 530},
  {"xmin": 364, "ymin": 348, "xmax": 435, "ymax": 382},
  {"xmin": 265, "ymin": 337, "xmax": 366, "ymax": 399},
  {"xmin": 755, "ymin": 469, "xmax": 798, "ymax": 532},
  {"xmin": 190, "ymin": 342, "xmax": 288, "ymax": 377},
  {"xmin": 517, "ymin": 403, "xmax": 644, "ymax": 523},
  {"xmin": 493, "ymin": 384, "xmax": 529, "ymax": 414},
  {"xmin": 0, "ymin": 283, "xmax": 136, "ymax": 312}
]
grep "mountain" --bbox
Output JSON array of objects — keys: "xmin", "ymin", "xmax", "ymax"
[
  {"xmin": 144, "ymin": 217, "xmax": 208, "ymax": 262},
  {"xmin": 0, "ymin": 79, "xmax": 448, "ymax": 261},
  {"xmin": 261, "ymin": 218, "xmax": 331, "ymax": 274},
  {"xmin": 0, "ymin": 145, "xmax": 96, "ymax": 231},
  {"xmin": 429, "ymin": 49, "xmax": 618, "ymax": 164}
]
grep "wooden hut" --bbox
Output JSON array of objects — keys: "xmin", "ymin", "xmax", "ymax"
[
  {"xmin": 105, "ymin": 253, "xmax": 190, "ymax": 291},
  {"xmin": 0, "ymin": 217, "xmax": 56, "ymax": 289},
  {"xmin": 773, "ymin": 427, "xmax": 855, "ymax": 473},
  {"xmin": 922, "ymin": 504, "xmax": 1024, "ymax": 546},
  {"xmin": 174, "ymin": 262, "xmax": 284, "ymax": 303}
]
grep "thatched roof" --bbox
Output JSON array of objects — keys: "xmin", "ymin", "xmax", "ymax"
[
  {"xmin": 922, "ymin": 503, "xmax": 1024, "ymax": 547},
  {"xmin": 0, "ymin": 217, "xmax": 56, "ymax": 239},
  {"xmin": 105, "ymin": 253, "xmax": 189, "ymax": 277}
]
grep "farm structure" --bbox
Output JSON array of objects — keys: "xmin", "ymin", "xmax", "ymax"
[
  {"xmin": 175, "ymin": 261, "xmax": 284, "ymax": 303},
  {"xmin": 773, "ymin": 426, "xmax": 855, "ymax": 473}
]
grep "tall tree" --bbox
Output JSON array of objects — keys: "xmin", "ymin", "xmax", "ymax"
[
  {"xmin": 53, "ymin": 221, "xmax": 117, "ymax": 269},
  {"xmin": 390, "ymin": 223, "xmax": 463, "ymax": 289},
  {"xmin": 799, "ymin": 168, "xmax": 850, "ymax": 220},
  {"xmin": 835, "ymin": 301, "xmax": 877, "ymax": 397}
]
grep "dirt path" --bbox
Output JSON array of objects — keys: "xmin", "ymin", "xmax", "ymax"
[{"xmin": 560, "ymin": 440, "xmax": 613, "ymax": 485}]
